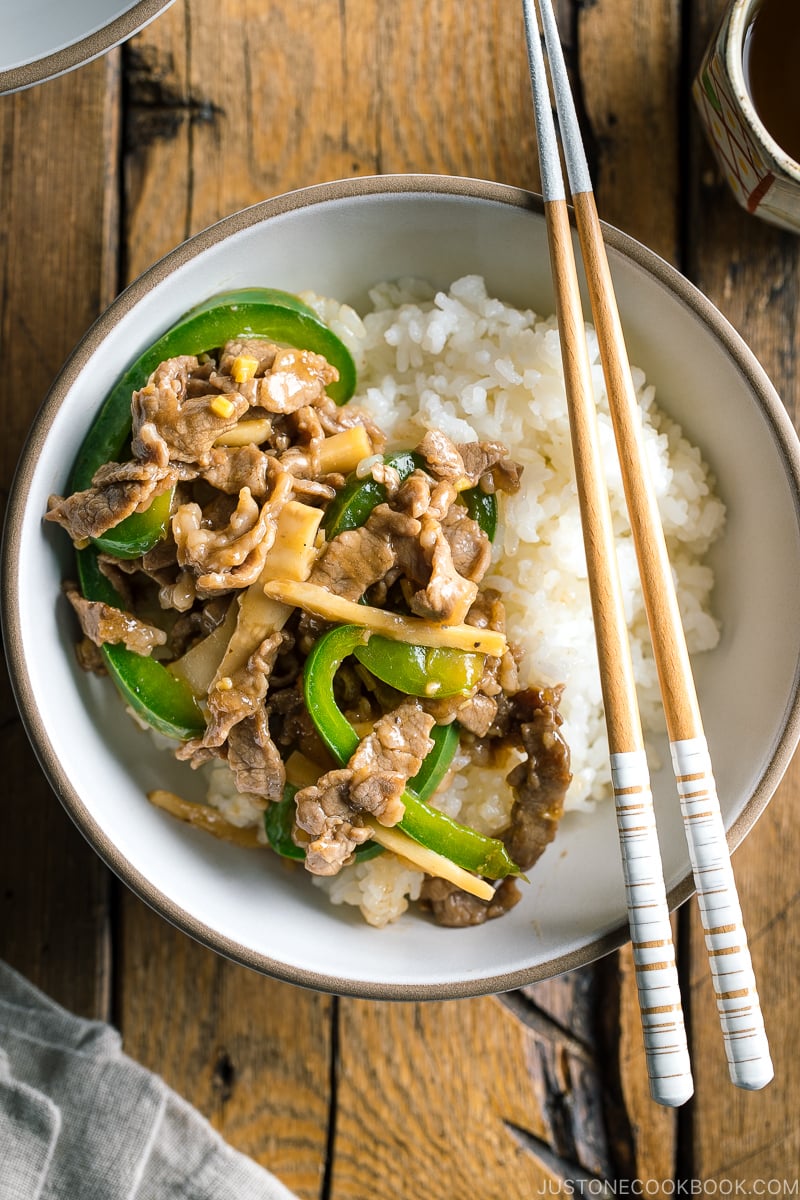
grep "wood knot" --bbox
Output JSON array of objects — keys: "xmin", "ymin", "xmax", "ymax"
[
  {"xmin": 124, "ymin": 44, "xmax": 223, "ymax": 151},
  {"xmin": 212, "ymin": 1048, "xmax": 236, "ymax": 1102}
]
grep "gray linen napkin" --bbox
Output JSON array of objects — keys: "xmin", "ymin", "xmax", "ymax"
[{"xmin": 0, "ymin": 962, "xmax": 297, "ymax": 1200}]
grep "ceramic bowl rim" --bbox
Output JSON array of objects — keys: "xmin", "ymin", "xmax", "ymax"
[
  {"xmin": 4, "ymin": 173, "xmax": 800, "ymax": 998},
  {"xmin": 0, "ymin": 0, "xmax": 176, "ymax": 95}
]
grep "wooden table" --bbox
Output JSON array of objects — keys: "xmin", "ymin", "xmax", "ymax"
[{"xmin": 1, "ymin": 1, "xmax": 797, "ymax": 1192}]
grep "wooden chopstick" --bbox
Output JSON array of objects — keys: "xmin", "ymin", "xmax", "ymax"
[
  {"xmin": 532, "ymin": 0, "xmax": 773, "ymax": 1093},
  {"xmin": 522, "ymin": 0, "xmax": 693, "ymax": 1109}
]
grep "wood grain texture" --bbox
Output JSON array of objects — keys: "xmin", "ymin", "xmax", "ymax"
[
  {"xmin": 685, "ymin": 0, "xmax": 800, "ymax": 1184},
  {"xmin": 333, "ymin": 994, "xmax": 615, "ymax": 1198},
  {"xmin": 115, "ymin": 901, "xmax": 332, "ymax": 1199},
  {"xmin": 578, "ymin": 0, "xmax": 681, "ymax": 259},
  {"xmin": 123, "ymin": 0, "xmax": 539, "ymax": 271},
  {"xmin": 1, "ymin": 0, "xmax": 796, "ymax": 1192},
  {"xmin": 0, "ymin": 55, "xmax": 119, "ymax": 1019}
]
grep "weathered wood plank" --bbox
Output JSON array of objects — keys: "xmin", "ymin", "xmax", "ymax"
[
  {"xmin": 0, "ymin": 55, "xmax": 119, "ymax": 1019},
  {"xmin": 686, "ymin": 0, "xmax": 800, "ymax": 1184},
  {"xmin": 579, "ymin": 0, "xmax": 682, "ymax": 260},
  {"xmin": 116, "ymin": 901, "xmax": 333, "ymax": 1199},
  {"xmin": 332, "ymin": 995, "xmax": 612, "ymax": 1199},
  {"xmin": 123, "ymin": 0, "xmax": 539, "ymax": 256},
  {"xmin": 364, "ymin": 0, "xmax": 537, "ymax": 186}
]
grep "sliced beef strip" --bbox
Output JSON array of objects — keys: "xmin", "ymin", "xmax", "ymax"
[
  {"xmin": 420, "ymin": 876, "xmax": 522, "ymax": 927},
  {"xmin": 237, "ymin": 347, "xmax": 339, "ymax": 414},
  {"xmin": 408, "ymin": 515, "xmax": 478, "ymax": 623},
  {"xmin": 466, "ymin": 588, "xmax": 506, "ymax": 630},
  {"xmin": 176, "ymin": 633, "xmax": 286, "ymax": 794},
  {"xmin": 416, "ymin": 430, "xmax": 466, "ymax": 482},
  {"xmin": 316, "ymin": 399, "xmax": 386, "ymax": 452},
  {"xmin": 360, "ymin": 503, "xmax": 478, "ymax": 624},
  {"xmin": 174, "ymin": 742, "xmax": 226, "ymax": 771},
  {"xmin": 132, "ymin": 355, "xmax": 250, "ymax": 468},
  {"xmin": 100, "ymin": 537, "xmax": 198, "ymax": 615},
  {"xmin": 293, "ymin": 771, "xmax": 372, "ymax": 876},
  {"xmin": 349, "ymin": 702, "xmax": 435, "ymax": 826},
  {"xmin": 288, "ymin": 476, "xmax": 337, "ymax": 502},
  {"xmin": 203, "ymin": 631, "xmax": 285, "ymax": 747},
  {"xmin": 265, "ymin": 633, "xmax": 300, "ymax": 691},
  {"xmin": 422, "ymin": 684, "xmax": 570, "ymax": 923},
  {"xmin": 364, "ymin": 505, "xmax": 426, "ymax": 584},
  {"xmin": 308, "ymin": 524, "xmax": 396, "ymax": 602},
  {"xmin": 201, "ymin": 445, "xmax": 272, "ymax": 496},
  {"xmin": 439, "ymin": 504, "xmax": 491, "ymax": 583},
  {"xmin": 294, "ymin": 701, "xmax": 436, "ymax": 876},
  {"xmin": 218, "ymin": 339, "xmax": 280, "ymax": 376},
  {"xmin": 416, "ymin": 429, "xmax": 522, "ymax": 497},
  {"xmin": 383, "ymin": 500, "xmax": 487, "ymax": 623},
  {"xmin": 503, "ymin": 686, "xmax": 571, "ymax": 872},
  {"xmin": 172, "ymin": 468, "xmax": 293, "ymax": 594},
  {"xmin": 394, "ymin": 472, "xmax": 490, "ymax": 583},
  {"xmin": 141, "ymin": 533, "xmax": 180, "ymax": 573},
  {"xmin": 394, "ymin": 470, "xmax": 432, "ymax": 520},
  {"xmin": 216, "ymin": 340, "xmax": 340, "ymax": 416},
  {"xmin": 167, "ymin": 596, "xmax": 235, "ymax": 658},
  {"xmin": 466, "ymin": 587, "xmax": 520, "ymax": 707},
  {"xmin": 227, "ymin": 709, "xmax": 285, "ymax": 803},
  {"xmin": 456, "ymin": 441, "xmax": 522, "ymax": 494},
  {"xmin": 63, "ymin": 581, "xmax": 167, "ymax": 657},
  {"xmin": 312, "ymin": 482, "xmax": 487, "ymax": 624},
  {"xmin": 277, "ymin": 405, "xmax": 325, "ymax": 477},
  {"xmin": 450, "ymin": 692, "xmax": 498, "ymax": 737},
  {"xmin": 45, "ymin": 459, "xmax": 179, "ymax": 544},
  {"xmin": 95, "ymin": 554, "xmax": 136, "ymax": 608},
  {"xmin": 267, "ymin": 680, "xmax": 336, "ymax": 767},
  {"xmin": 394, "ymin": 469, "xmax": 458, "ymax": 524},
  {"xmin": 75, "ymin": 637, "xmax": 107, "ymax": 675}
]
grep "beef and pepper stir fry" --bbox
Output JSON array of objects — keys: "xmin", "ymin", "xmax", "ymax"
[{"xmin": 47, "ymin": 288, "xmax": 572, "ymax": 926}]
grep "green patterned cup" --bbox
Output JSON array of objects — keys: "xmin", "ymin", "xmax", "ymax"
[{"xmin": 694, "ymin": 0, "xmax": 800, "ymax": 233}]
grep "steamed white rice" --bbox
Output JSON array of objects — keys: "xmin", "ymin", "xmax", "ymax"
[{"xmin": 209, "ymin": 275, "xmax": 726, "ymax": 927}]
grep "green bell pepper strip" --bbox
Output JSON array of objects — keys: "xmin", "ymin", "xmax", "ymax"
[
  {"xmin": 76, "ymin": 545, "xmax": 205, "ymax": 741},
  {"xmin": 71, "ymin": 288, "xmax": 357, "ymax": 559},
  {"xmin": 263, "ymin": 783, "xmax": 382, "ymax": 863},
  {"xmin": 322, "ymin": 450, "xmax": 498, "ymax": 541},
  {"xmin": 353, "ymin": 635, "xmax": 484, "ymax": 699},
  {"xmin": 302, "ymin": 624, "xmax": 520, "ymax": 879},
  {"xmin": 263, "ymin": 785, "xmax": 304, "ymax": 859},
  {"xmin": 462, "ymin": 486, "xmax": 497, "ymax": 542},
  {"xmin": 321, "ymin": 450, "xmax": 422, "ymax": 536},
  {"xmin": 95, "ymin": 488, "xmax": 173, "ymax": 560}
]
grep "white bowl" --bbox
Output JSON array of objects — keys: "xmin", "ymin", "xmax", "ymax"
[
  {"xmin": 4, "ymin": 175, "xmax": 800, "ymax": 998},
  {"xmin": 0, "ymin": 0, "xmax": 176, "ymax": 95}
]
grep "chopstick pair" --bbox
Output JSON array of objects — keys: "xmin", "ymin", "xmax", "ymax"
[{"xmin": 522, "ymin": 0, "xmax": 772, "ymax": 1106}]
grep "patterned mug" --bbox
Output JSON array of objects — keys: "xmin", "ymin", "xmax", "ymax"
[{"xmin": 694, "ymin": 0, "xmax": 800, "ymax": 233}]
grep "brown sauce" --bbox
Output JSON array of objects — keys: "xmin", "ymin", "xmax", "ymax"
[{"xmin": 744, "ymin": 0, "xmax": 800, "ymax": 163}]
